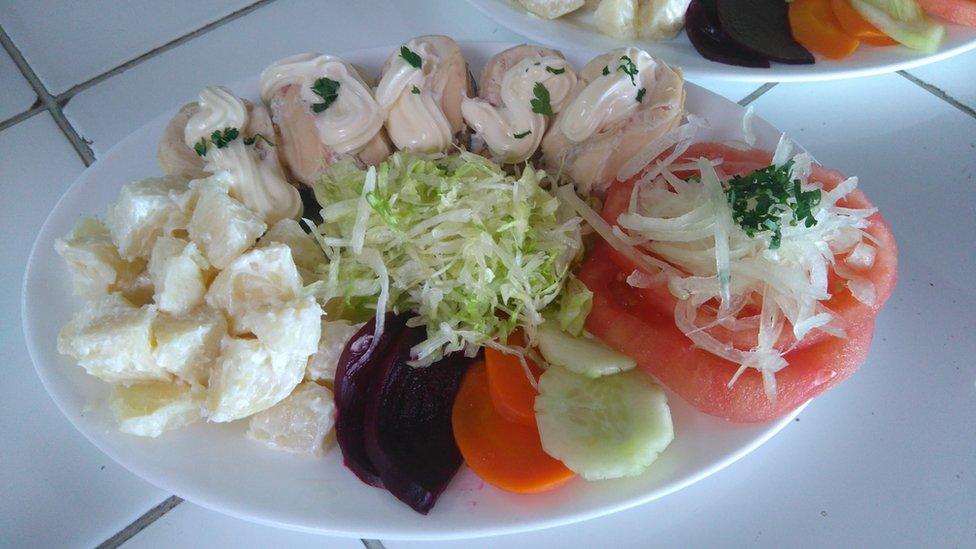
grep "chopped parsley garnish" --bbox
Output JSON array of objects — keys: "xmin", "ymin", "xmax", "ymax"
[
  {"xmin": 545, "ymin": 65, "xmax": 565, "ymax": 75},
  {"xmin": 411, "ymin": 85, "xmax": 421, "ymax": 94},
  {"xmin": 400, "ymin": 45, "xmax": 422, "ymax": 69},
  {"xmin": 530, "ymin": 82, "xmax": 553, "ymax": 116},
  {"xmin": 602, "ymin": 65, "xmax": 610, "ymax": 76},
  {"xmin": 636, "ymin": 87, "xmax": 646, "ymax": 103},
  {"xmin": 724, "ymin": 160, "xmax": 822, "ymax": 250},
  {"xmin": 194, "ymin": 127, "xmax": 240, "ymax": 156},
  {"xmin": 243, "ymin": 133, "xmax": 275, "ymax": 147},
  {"xmin": 311, "ymin": 77, "xmax": 340, "ymax": 113},
  {"xmin": 617, "ymin": 55, "xmax": 638, "ymax": 85},
  {"xmin": 513, "ymin": 130, "xmax": 532, "ymax": 139}
]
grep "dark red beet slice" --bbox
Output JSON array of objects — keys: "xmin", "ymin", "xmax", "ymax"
[
  {"xmin": 716, "ymin": 0, "xmax": 815, "ymax": 65},
  {"xmin": 363, "ymin": 325, "xmax": 474, "ymax": 515},
  {"xmin": 686, "ymin": 0, "xmax": 771, "ymax": 68},
  {"xmin": 334, "ymin": 313, "xmax": 408, "ymax": 487}
]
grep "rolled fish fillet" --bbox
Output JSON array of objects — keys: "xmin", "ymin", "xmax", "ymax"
[
  {"xmin": 374, "ymin": 35, "xmax": 474, "ymax": 154},
  {"xmin": 461, "ymin": 44, "xmax": 578, "ymax": 164},
  {"xmin": 541, "ymin": 47, "xmax": 685, "ymax": 196},
  {"xmin": 260, "ymin": 53, "xmax": 392, "ymax": 187}
]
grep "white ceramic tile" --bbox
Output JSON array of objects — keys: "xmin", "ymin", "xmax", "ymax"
[
  {"xmin": 121, "ymin": 501, "xmax": 365, "ymax": 548},
  {"xmin": 0, "ymin": 113, "xmax": 170, "ymax": 547},
  {"xmin": 0, "ymin": 0, "xmax": 253, "ymax": 94},
  {"xmin": 61, "ymin": 0, "xmax": 518, "ymax": 156},
  {"xmin": 390, "ymin": 74, "xmax": 976, "ymax": 548},
  {"xmin": 0, "ymin": 44, "xmax": 36, "ymax": 122},
  {"xmin": 905, "ymin": 48, "xmax": 976, "ymax": 111}
]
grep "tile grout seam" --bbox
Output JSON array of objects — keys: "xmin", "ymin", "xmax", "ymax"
[
  {"xmin": 361, "ymin": 539, "xmax": 387, "ymax": 549},
  {"xmin": 897, "ymin": 70, "xmax": 976, "ymax": 120},
  {"xmin": 738, "ymin": 83, "xmax": 777, "ymax": 107},
  {"xmin": 95, "ymin": 496, "xmax": 184, "ymax": 549},
  {"xmin": 0, "ymin": 24, "xmax": 94, "ymax": 165}
]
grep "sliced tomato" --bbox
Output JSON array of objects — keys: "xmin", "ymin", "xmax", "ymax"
[
  {"xmin": 600, "ymin": 143, "xmax": 897, "ymax": 353},
  {"xmin": 916, "ymin": 0, "xmax": 976, "ymax": 26},
  {"xmin": 579, "ymin": 244, "xmax": 878, "ymax": 422}
]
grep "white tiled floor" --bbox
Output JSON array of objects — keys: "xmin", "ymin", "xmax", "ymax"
[
  {"xmin": 0, "ymin": 113, "xmax": 168, "ymax": 547},
  {"xmin": 2, "ymin": 1, "xmax": 974, "ymax": 547},
  {"xmin": 0, "ymin": 0, "xmax": 254, "ymax": 94},
  {"xmin": 0, "ymin": 43, "xmax": 35, "ymax": 122}
]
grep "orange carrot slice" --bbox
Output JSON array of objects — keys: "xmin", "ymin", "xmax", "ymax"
[
  {"xmin": 452, "ymin": 361, "xmax": 575, "ymax": 494},
  {"xmin": 831, "ymin": 0, "xmax": 900, "ymax": 45},
  {"xmin": 790, "ymin": 0, "xmax": 862, "ymax": 59},
  {"xmin": 485, "ymin": 333, "xmax": 542, "ymax": 427}
]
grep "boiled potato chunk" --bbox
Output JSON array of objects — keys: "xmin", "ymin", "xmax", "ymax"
[
  {"xmin": 637, "ymin": 0, "xmax": 690, "ymax": 40},
  {"xmin": 257, "ymin": 218, "xmax": 325, "ymax": 282},
  {"xmin": 148, "ymin": 237, "xmax": 211, "ymax": 315},
  {"xmin": 205, "ymin": 244, "xmax": 303, "ymax": 334},
  {"xmin": 186, "ymin": 178, "xmax": 266, "ymax": 269},
  {"xmin": 57, "ymin": 294, "xmax": 166, "ymax": 383},
  {"xmin": 110, "ymin": 380, "xmax": 204, "ymax": 437},
  {"xmin": 246, "ymin": 381, "xmax": 335, "ymax": 455},
  {"xmin": 238, "ymin": 295, "xmax": 323, "ymax": 357},
  {"xmin": 305, "ymin": 319, "xmax": 364, "ymax": 382},
  {"xmin": 207, "ymin": 337, "xmax": 307, "ymax": 423},
  {"xmin": 55, "ymin": 217, "xmax": 147, "ymax": 298},
  {"xmin": 595, "ymin": 0, "xmax": 638, "ymax": 38},
  {"xmin": 154, "ymin": 308, "xmax": 226, "ymax": 386},
  {"xmin": 106, "ymin": 176, "xmax": 189, "ymax": 260},
  {"xmin": 517, "ymin": 0, "xmax": 585, "ymax": 18}
]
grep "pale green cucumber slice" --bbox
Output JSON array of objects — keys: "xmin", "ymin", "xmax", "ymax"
[
  {"xmin": 851, "ymin": 0, "xmax": 945, "ymax": 52},
  {"xmin": 534, "ymin": 366, "xmax": 674, "ymax": 480},
  {"xmin": 537, "ymin": 323, "xmax": 636, "ymax": 378}
]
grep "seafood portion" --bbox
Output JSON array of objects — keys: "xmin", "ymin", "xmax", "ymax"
[
  {"xmin": 375, "ymin": 35, "xmax": 473, "ymax": 153},
  {"xmin": 541, "ymin": 47, "xmax": 685, "ymax": 195},
  {"xmin": 260, "ymin": 53, "xmax": 392, "ymax": 186},
  {"xmin": 461, "ymin": 45, "xmax": 578, "ymax": 164}
]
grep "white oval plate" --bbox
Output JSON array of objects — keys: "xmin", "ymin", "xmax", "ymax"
[
  {"xmin": 465, "ymin": 0, "xmax": 976, "ymax": 82},
  {"xmin": 23, "ymin": 42, "xmax": 808, "ymax": 540}
]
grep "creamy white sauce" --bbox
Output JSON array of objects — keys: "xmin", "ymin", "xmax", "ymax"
[
  {"xmin": 374, "ymin": 38, "xmax": 454, "ymax": 153},
  {"xmin": 560, "ymin": 47, "xmax": 657, "ymax": 143},
  {"xmin": 461, "ymin": 56, "xmax": 576, "ymax": 163},
  {"xmin": 184, "ymin": 86, "xmax": 301, "ymax": 224},
  {"xmin": 259, "ymin": 53, "xmax": 385, "ymax": 155}
]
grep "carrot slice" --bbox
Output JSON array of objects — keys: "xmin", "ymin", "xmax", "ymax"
[
  {"xmin": 790, "ymin": 0, "xmax": 862, "ymax": 59},
  {"xmin": 831, "ymin": 0, "xmax": 900, "ymax": 45},
  {"xmin": 452, "ymin": 361, "xmax": 575, "ymax": 494},
  {"xmin": 485, "ymin": 333, "xmax": 542, "ymax": 427}
]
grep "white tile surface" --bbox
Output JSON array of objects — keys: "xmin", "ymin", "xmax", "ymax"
[
  {"xmin": 0, "ymin": 0, "xmax": 253, "ymax": 94},
  {"xmin": 0, "ymin": 43, "xmax": 36, "ymax": 122},
  {"xmin": 122, "ymin": 502, "xmax": 365, "ymax": 548},
  {"xmin": 0, "ymin": 113, "xmax": 169, "ymax": 547},
  {"xmin": 906, "ymin": 48, "xmax": 976, "ymax": 111}
]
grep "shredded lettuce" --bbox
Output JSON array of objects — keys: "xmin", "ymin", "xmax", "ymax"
[
  {"xmin": 311, "ymin": 151, "xmax": 584, "ymax": 366},
  {"xmin": 548, "ymin": 276, "xmax": 592, "ymax": 336}
]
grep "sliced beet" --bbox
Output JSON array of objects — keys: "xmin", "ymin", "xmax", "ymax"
[
  {"xmin": 685, "ymin": 0, "xmax": 771, "ymax": 68},
  {"xmin": 363, "ymin": 325, "xmax": 474, "ymax": 515},
  {"xmin": 333, "ymin": 313, "xmax": 408, "ymax": 487},
  {"xmin": 716, "ymin": 0, "xmax": 815, "ymax": 65}
]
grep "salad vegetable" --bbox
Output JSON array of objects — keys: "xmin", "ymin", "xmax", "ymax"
[{"xmin": 311, "ymin": 150, "xmax": 583, "ymax": 366}]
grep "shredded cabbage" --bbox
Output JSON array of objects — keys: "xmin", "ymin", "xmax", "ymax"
[{"xmin": 311, "ymin": 151, "xmax": 583, "ymax": 366}]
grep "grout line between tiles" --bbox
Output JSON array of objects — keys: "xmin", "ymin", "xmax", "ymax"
[
  {"xmin": 95, "ymin": 496, "xmax": 184, "ymax": 549},
  {"xmin": 55, "ymin": 0, "xmax": 277, "ymax": 103},
  {"xmin": 897, "ymin": 70, "xmax": 976, "ymax": 121},
  {"xmin": 738, "ymin": 83, "xmax": 777, "ymax": 107},
  {"xmin": 361, "ymin": 539, "xmax": 386, "ymax": 549},
  {"xmin": 0, "ymin": 103, "xmax": 47, "ymax": 132},
  {"xmin": 0, "ymin": 24, "xmax": 94, "ymax": 165}
]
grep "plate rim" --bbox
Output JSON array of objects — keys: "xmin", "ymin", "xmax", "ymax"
[{"xmin": 22, "ymin": 40, "xmax": 811, "ymax": 540}]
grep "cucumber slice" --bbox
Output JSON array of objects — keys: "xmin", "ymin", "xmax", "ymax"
[
  {"xmin": 537, "ymin": 323, "xmax": 636, "ymax": 378},
  {"xmin": 535, "ymin": 366, "xmax": 673, "ymax": 480},
  {"xmin": 851, "ymin": 0, "xmax": 945, "ymax": 52}
]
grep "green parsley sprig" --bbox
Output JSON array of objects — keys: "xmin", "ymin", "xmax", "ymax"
[
  {"xmin": 193, "ymin": 127, "xmax": 240, "ymax": 157},
  {"xmin": 311, "ymin": 77, "xmax": 340, "ymax": 113},
  {"xmin": 724, "ymin": 161, "xmax": 822, "ymax": 249},
  {"xmin": 545, "ymin": 65, "xmax": 565, "ymax": 75},
  {"xmin": 530, "ymin": 82, "xmax": 553, "ymax": 116},
  {"xmin": 400, "ymin": 45, "xmax": 422, "ymax": 69},
  {"xmin": 617, "ymin": 55, "xmax": 638, "ymax": 85},
  {"xmin": 513, "ymin": 130, "xmax": 532, "ymax": 139}
]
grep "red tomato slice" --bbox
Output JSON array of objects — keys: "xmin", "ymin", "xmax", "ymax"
[
  {"xmin": 600, "ymin": 143, "xmax": 897, "ymax": 353},
  {"xmin": 579, "ymin": 243, "xmax": 878, "ymax": 422},
  {"xmin": 916, "ymin": 0, "xmax": 976, "ymax": 26}
]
